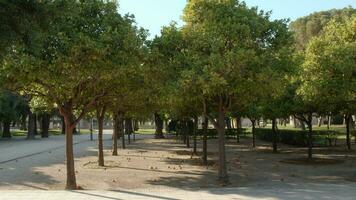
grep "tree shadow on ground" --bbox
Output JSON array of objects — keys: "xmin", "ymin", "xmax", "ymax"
[
  {"xmin": 141, "ymin": 137, "xmax": 356, "ymax": 195},
  {"xmin": 0, "ymin": 138, "xmax": 99, "ymax": 189}
]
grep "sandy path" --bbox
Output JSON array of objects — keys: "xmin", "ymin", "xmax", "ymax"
[
  {"xmin": 1, "ymin": 131, "xmax": 356, "ymax": 199},
  {"xmin": 1, "ymin": 184, "xmax": 356, "ymax": 200}
]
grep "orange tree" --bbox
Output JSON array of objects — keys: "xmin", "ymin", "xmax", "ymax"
[
  {"xmin": 181, "ymin": 0, "xmax": 294, "ymax": 184},
  {"xmin": 1, "ymin": 0, "xmax": 139, "ymax": 189}
]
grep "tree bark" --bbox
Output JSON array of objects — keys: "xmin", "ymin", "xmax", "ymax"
[
  {"xmin": 307, "ymin": 113, "xmax": 313, "ymax": 160},
  {"xmin": 61, "ymin": 116, "xmax": 65, "ymax": 135},
  {"xmin": 89, "ymin": 118, "xmax": 93, "ymax": 141},
  {"xmin": 34, "ymin": 114, "xmax": 38, "ymax": 135},
  {"xmin": 133, "ymin": 120, "xmax": 139, "ymax": 131},
  {"xmin": 182, "ymin": 120, "xmax": 187, "ymax": 144},
  {"xmin": 236, "ymin": 117, "xmax": 241, "ymax": 143},
  {"xmin": 318, "ymin": 116, "xmax": 322, "ymax": 127},
  {"xmin": 112, "ymin": 113, "xmax": 118, "ymax": 156},
  {"xmin": 345, "ymin": 114, "xmax": 351, "ymax": 150},
  {"xmin": 2, "ymin": 121, "xmax": 11, "ymax": 138},
  {"xmin": 186, "ymin": 121, "xmax": 190, "ymax": 148},
  {"xmin": 272, "ymin": 119, "xmax": 278, "ymax": 153},
  {"xmin": 62, "ymin": 114, "xmax": 77, "ymax": 190},
  {"xmin": 214, "ymin": 106, "xmax": 229, "ymax": 185},
  {"xmin": 202, "ymin": 115, "xmax": 208, "ymax": 165},
  {"xmin": 20, "ymin": 114, "xmax": 27, "ymax": 131},
  {"xmin": 292, "ymin": 116, "xmax": 297, "ymax": 128},
  {"xmin": 193, "ymin": 116, "xmax": 198, "ymax": 154},
  {"xmin": 300, "ymin": 121, "xmax": 306, "ymax": 131},
  {"xmin": 225, "ymin": 117, "xmax": 232, "ymax": 129},
  {"xmin": 209, "ymin": 96, "xmax": 230, "ymax": 185},
  {"xmin": 125, "ymin": 118, "xmax": 133, "ymax": 144},
  {"xmin": 96, "ymin": 106, "xmax": 106, "ymax": 167},
  {"xmin": 251, "ymin": 119, "xmax": 256, "ymax": 148},
  {"xmin": 27, "ymin": 111, "xmax": 36, "ymax": 139},
  {"xmin": 154, "ymin": 112, "xmax": 164, "ymax": 138},
  {"xmin": 41, "ymin": 113, "xmax": 50, "ymax": 138},
  {"xmin": 120, "ymin": 113, "xmax": 125, "ymax": 149}
]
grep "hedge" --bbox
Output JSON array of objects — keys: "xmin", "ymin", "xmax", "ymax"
[
  {"xmin": 254, "ymin": 128, "xmax": 340, "ymax": 147},
  {"xmin": 196, "ymin": 128, "xmax": 247, "ymax": 139}
]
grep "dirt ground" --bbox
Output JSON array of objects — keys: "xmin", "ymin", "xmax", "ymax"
[{"xmin": 1, "ymin": 133, "xmax": 356, "ymax": 191}]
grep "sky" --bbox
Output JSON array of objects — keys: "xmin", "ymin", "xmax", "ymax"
[{"xmin": 118, "ymin": 0, "xmax": 356, "ymax": 38}]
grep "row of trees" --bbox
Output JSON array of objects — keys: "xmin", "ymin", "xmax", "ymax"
[
  {"xmin": 0, "ymin": 0, "xmax": 355, "ymax": 189},
  {"xmin": 147, "ymin": 1, "xmax": 355, "ymax": 184}
]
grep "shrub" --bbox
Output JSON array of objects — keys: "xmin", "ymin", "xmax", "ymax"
[
  {"xmin": 196, "ymin": 128, "xmax": 247, "ymax": 139},
  {"xmin": 255, "ymin": 128, "xmax": 339, "ymax": 147}
]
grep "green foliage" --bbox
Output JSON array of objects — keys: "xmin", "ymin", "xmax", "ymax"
[
  {"xmin": 255, "ymin": 128, "xmax": 339, "ymax": 147},
  {"xmin": 182, "ymin": 0, "xmax": 295, "ymax": 122},
  {"xmin": 196, "ymin": 128, "xmax": 248, "ymax": 139},
  {"xmin": 146, "ymin": 23, "xmax": 190, "ymax": 118},
  {"xmin": 0, "ymin": 0, "xmax": 49, "ymax": 57},
  {"xmin": 300, "ymin": 15, "xmax": 356, "ymax": 115},
  {"xmin": 290, "ymin": 7, "xmax": 355, "ymax": 50},
  {"xmin": 0, "ymin": 91, "xmax": 28, "ymax": 124},
  {"xmin": 1, "ymin": 1, "xmax": 144, "ymax": 125}
]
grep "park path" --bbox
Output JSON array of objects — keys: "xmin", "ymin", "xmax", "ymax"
[
  {"xmin": 0, "ymin": 131, "xmax": 153, "ymax": 190},
  {"xmin": 1, "ymin": 132, "xmax": 356, "ymax": 199},
  {"xmin": 0, "ymin": 131, "xmax": 152, "ymax": 165},
  {"xmin": 1, "ymin": 184, "xmax": 356, "ymax": 200}
]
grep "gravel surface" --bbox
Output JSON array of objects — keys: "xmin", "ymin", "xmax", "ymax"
[{"xmin": 1, "ymin": 130, "xmax": 356, "ymax": 199}]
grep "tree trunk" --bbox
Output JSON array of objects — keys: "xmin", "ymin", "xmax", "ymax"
[
  {"xmin": 272, "ymin": 119, "xmax": 278, "ymax": 153},
  {"xmin": 251, "ymin": 119, "xmax": 256, "ymax": 148},
  {"xmin": 318, "ymin": 116, "xmax": 322, "ymax": 127},
  {"xmin": 236, "ymin": 117, "xmax": 241, "ymax": 143},
  {"xmin": 345, "ymin": 114, "xmax": 351, "ymax": 150},
  {"xmin": 193, "ymin": 116, "xmax": 198, "ymax": 154},
  {"xmin": 27, "ymin": 111, "xmax": 36, "ymax": 139},
  {"xmin": 2, "ymin": 121, "xmax": 11, "ymax": 138},
  {"xmin": 186, "ymin": 121, "xmax": 190, "ymax": 148},
  {"xmin": 182, "ymin": 120, "xmax": 187, "ymax": 144},
  {"xmin": 214, "ymin": 107, "xmax": 229, "ymax": 185},
  {"xmin": 134, "ymin": 120, "xmax": 139, "ymax": 131},
  {"xmin": 120, "ymin": 114, "xmax": 125, "ymax": 149},
  {"xmin": 164, "ymin": 119, "xmax": 168, "ymax": 133},
  {"xmin": 20, "ymin": 114, "xmax": 27, "ymax": 131},
  {"xmin": 61, "ymin": 116, "xmax": 65, "ymax": 135},
  {"xmin": 112, "ymin": 113, "xmax": 118, "ymax": 156},
  {"xmin": 125, "ymin": 118, "xmax": 133, "ymax": 144},
  {"xmin": 225, "ymin": 118, "xmax": 232, "ymax": 129},
  {"xmin": 293, "ymin": 116, "xmax": 297, "ymax": 128},
  {"xmin": 63, "ymin": 115, "xmax": 77, "ymax": 190},
  {"xmin": 307, "ymin": 113, "xmax": 313, "ymax": 160},
  {"xmin": 34, "ymin": 114, "xmax": 38, "ymax": 135},
  {"xmin": 327, "ymin": 115, "xmax": 331, "ymax": 130},
  {"xmin": 300, "ymin": 121, "xmax": 306, "ymax": 131},
  {"xmin": 41, "ymin": 113, "xmax": 50, "ymax": 138},
  {"xmin": 154, "ymin": 112, "xmax": 164, "ymax": 139},
  {"xmin": 89, "ymin": 118, "xmax": 93, "ymax": 141},
  {"xmin": 202, "ymin": 115, "xmax": 208, "ymax": 165},
  {"xmin": 96, "ymin": 106, "xmax": 106, "ymax": 167}
]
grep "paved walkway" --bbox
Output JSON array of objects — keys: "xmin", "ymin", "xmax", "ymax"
[
  {"xmin": 1, "ymin": 184, "xmax": 356, "ymax": 200},
  {"xmin": 0, "ymin": 131, "xmax": 151, "ymax": 165}
]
